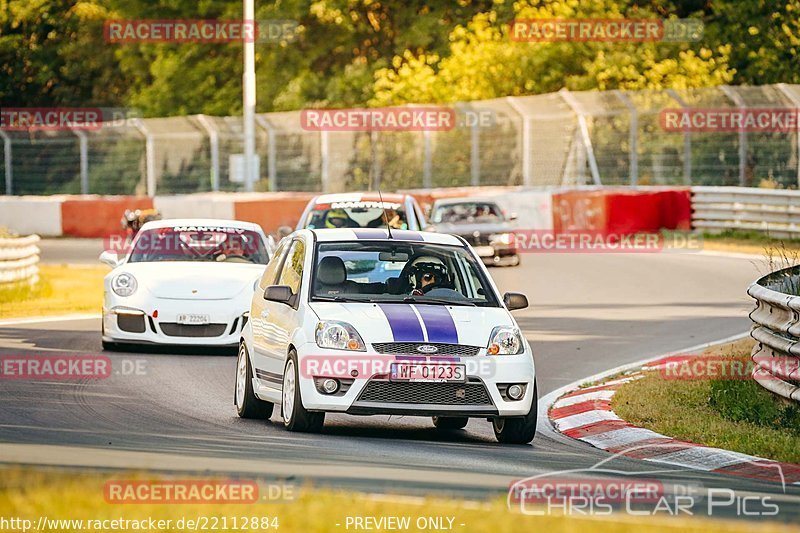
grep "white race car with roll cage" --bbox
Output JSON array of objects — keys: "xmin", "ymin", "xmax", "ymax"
[
  {"xmin": 235, "ymin": 227, "xmax": 537, "ymax": 444},
  {"xmin": 100, "ymin": 219, "xmax": 270, "ymax": 349}
]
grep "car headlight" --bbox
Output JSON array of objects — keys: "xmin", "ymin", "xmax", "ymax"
[
  {"xmin": 489, "ymin": 232, "xmax": 514, "ymax": 245},
  {"xmin": 315, "ymin": 321, "xmax": 366, "ymax": 351},
  {"xmin": 111, "ymin": 272, "xmax": 137, "ymax": 297},
  {"xmin": 487, "ymin": 326, "xmax": 523, "ymax": 355}
]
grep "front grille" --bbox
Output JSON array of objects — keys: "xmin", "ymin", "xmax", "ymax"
[
  {"xmin": 159, "ymin": 323, "xmax": 227, "ymax": 338},
  {"xmin": 372, "ymin": 342, "xmax": 480, "ymax": 356},
  {"xmin": 118, "ymin": 314, "xmax": 145, "ymax": 333},
  {"xmin": 358, "ymin": 379, "xmax": 492, "ymax": 405}
]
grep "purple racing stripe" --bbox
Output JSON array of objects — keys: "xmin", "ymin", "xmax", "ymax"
[
  {"xmin": 378, "ymin": 304, "xmax": 424, "ymax": 342},
  {"xmin": 352, "ymin": 228, "xmax": 424, "ymax": 241},
  {"xmin": 415, "ymin": 305, "xmax": 459, "ymax": 344}
]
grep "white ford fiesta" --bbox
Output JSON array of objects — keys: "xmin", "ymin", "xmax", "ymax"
[
  {"xmin": 100, "ymin": 219, "xmax": 270, "ymax": 349},
  {"xmin": 235, "ymin": 227, "xmax": 537, "ymax": 444}
]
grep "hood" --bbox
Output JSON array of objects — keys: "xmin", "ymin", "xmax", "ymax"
[
  {"xmin": 309, "ymin": 301, "xmax": 514, "ymax": 347},
  {"xmin": 430, "ymin": 221, "xmax": 514, "ymax": 236},
  {"xmin": 122, "ymin": 261, "xmax": 263, "ymax": 300}
]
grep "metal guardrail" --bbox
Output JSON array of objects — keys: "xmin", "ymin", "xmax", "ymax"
[
  {"xmin": 0, "ymin": 234, "xmax": 40, "ymax": 285},
  {"xmin": 693, "ymin": 186, "xmax": 800, "ymax": 238},
  {"xmin": 747, "ymin": 265, "xmax": 800, "ymax": 403}
]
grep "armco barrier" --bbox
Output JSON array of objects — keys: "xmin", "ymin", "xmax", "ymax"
[
  {"xmin": 0, "ymin": 186, "xmax": 693, "ymax": 238},
  {"xmin": 0, "ymin": 234, "xmax": 40, "ymax": 285},
  {"xmin": 747, "ymin": 265, "xmax": 800, "ymax": 403},
  {"xmin": 692, "ymin": 186, "xmax": 800, "ymax": 238}
]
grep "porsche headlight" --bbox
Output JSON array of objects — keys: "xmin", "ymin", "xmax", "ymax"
[
  {"xmin": 489, "ymin": 232, "xmax": 514, "ymax": 245},
  {"xmin": 487, "ymin": 326, "xmax": 523, "ymax": 355},
  {"xmin": 111, "ymin": 272, "xmax": 138, "ymax": 297},
  {"xmin": 315, "ymin": 321, "xmax": 366, "ymax": 351}
]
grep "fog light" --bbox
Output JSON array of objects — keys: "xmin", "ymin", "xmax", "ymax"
[
  {"xmin": 322, "ymin": 378, "xmax": 339, "ymax": 394},
  {"xmin": 507, "ymin": 384, "xmax": 524, "ymax": 400}
]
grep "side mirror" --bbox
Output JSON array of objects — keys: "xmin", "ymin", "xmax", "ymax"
[
  {"xmin": 99, "ymin": 250, "xmax": 121, "ymax": 268},
  {"xmin": 264, "ymin": 285, "xmax": 293, "ymax": 304},
  {"xmin": 503, "ymin": 292, "xmax": 528, "ymax": 311}
]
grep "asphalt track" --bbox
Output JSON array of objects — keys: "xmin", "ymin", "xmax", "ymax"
[{"xmin": 3, "ymin": 246, "xmax": 800, "ymax": 523}]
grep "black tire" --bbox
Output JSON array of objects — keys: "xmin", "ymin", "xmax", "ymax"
[
  {"xmin": 492, "ymin": 382, "xmax": 537, "ymax": 444},
  {"xmin": 235, "ymin": 342, "xmax": 274, "ymax": 419},
  {"xmin": 432, "ymin": 416, "xmax": 468, "ymax": 430},
  {"xmin": 282, "ymin": 351, "xmax": 324, "ymax": 432},
  {"xmin": 101, "ymin": 339, "xmax": 117, "ymax": 351}
]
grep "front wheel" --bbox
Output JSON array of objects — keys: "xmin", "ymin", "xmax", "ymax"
[
  {"xmin": 432, "ymin": 416, "xmax": 468, "ymax": 430},
  {"xmin": 492, "ymin": 383, "xmax": 537, "ymax": 444},
  {"xmin": 235, "ymin": 342, "xmax": 274, "ymax": 419},
  {"xmin": 282, "ymin": 351, "xmax": 325, "ymax": 432}
]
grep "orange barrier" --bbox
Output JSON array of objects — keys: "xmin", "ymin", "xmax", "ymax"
[
  {"xmin": 61, "ymin": 196, "xmax": 154, "ymax": 238},
  {"xmin": 233, "ymin": 193, "xmax": 316, "ymax": 235},
  {"xmin": 552, "ymin": 189, "xmax": 691, "ymax": 235}
]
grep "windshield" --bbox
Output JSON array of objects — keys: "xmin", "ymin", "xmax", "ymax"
[
  {"xmin": 311, "ymin": 241, "xmax": 498, "ymax": 306},
  {"xmin": 305, "ymin": 200, "xmax": 409, "ymax": 230},
  {"xmin": 432, "ymin": 202, "xmax": 504, "ymax": 224},
  {"xmin": 128, "ymin": 225, "xmax": 269, "ymax": 264}
]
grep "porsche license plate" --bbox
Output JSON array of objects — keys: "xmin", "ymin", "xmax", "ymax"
[
  {"xmin": 474, "ymin": 245, "xmax": 495, "ymax": 257},
  {"xmin": 176, "ymin": 313, "xmax": 210, "ymax": 325},
  {"xmin": 390, "ymin": 363, "xmax": 466, "ymax": 383}
]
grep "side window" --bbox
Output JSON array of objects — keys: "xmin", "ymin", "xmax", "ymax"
[
  {"xmin": 277, "ymin": 240, "xmax": 305, "ymax": 296},
  {"xmin": 259, "ymin": 240, "xmax": 289, "ymax": 289}
]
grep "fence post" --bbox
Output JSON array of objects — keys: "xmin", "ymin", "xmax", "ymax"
[
  {"xmin": 559, "ymin": 88, "xmax": 602, "ymax": 185},
  {"xmin": 615, "ymin": 91, "xmax": 638, "ymax": 186},
  {"xmin": 133, "ymin": 119, "xmax": 157, "ymax": 197},
  {"xmin": 0, "ymin": 130, "xmax": 11, "ymax": 195},
  {"xmin": 470, "ymin": 120, "xmax": 480, "ymax": 186},
  {"xmin": 71, "ymin": 128, "xmax": 89, "ymax": 194},
  {"xmin": 505, "ymin": 97, "xmax": 532, "ymax": 186},
  {"xmin": 320, "ymin": 131, "xmax": 330, "ymax": 192},
  {"xmin": 422, "ymin": 129, "xmax": 432, "ymax": 188},
  {"xmin": 667, "ymin": 89, "xmax": 692, "ymax": 185},
  {"xmin": 370, "ymin": 130, "xmax": 382, "ymax": 190},
  {"xmin": 195, "ymin": 114, "xmax": 220, "ymax": 191},
  {"xmin": 776, "ymin": 83, "xmax": 800, "ymax": 188},
  {"xmin": 720, "ymin": 85, "xmax": 748, "ymax": 186},
  {"xmin": 255, "ymin": 115, "xmax": 277, "ymax": 192}
]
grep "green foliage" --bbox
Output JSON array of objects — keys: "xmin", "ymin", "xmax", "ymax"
[
  {"xmin": 709, "ymin": 378, "xmax": 800, "ymax": 435},
  {"xmin": 0, "ymin": 0, "xmax": 797, "ymax": 119}
]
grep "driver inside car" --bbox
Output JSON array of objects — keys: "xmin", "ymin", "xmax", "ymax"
[
  {"xmin": 324, "ymin": 208, "xmax": 356, "ymax": 228},
  {"xmin": 409, "ymin": 258, "xmax": 450, "ymax": 296}
]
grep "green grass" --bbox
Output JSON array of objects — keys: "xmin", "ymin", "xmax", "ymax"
[
  {"xmin": 0, "ymin": 265, "xmax": 108, "ymax": 319},
  {"xmin": 1, "ymin": 468, "xmax": 796, "ymax": 533},
  {"xmin": 613, "ymin": 340, "xmax": 800, "ymax": 464}
]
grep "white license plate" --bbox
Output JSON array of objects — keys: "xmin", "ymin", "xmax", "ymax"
[
  {"xmin": 176, "ymin": 313, "xmax": 210, "ymax": 325},
  {"xmin": 390, "ymin": 363, "xmax": 466, "ymax": 383},
  {"xmin": 474, "ymin": 245, "xmax": 495, "ymax": 257}
]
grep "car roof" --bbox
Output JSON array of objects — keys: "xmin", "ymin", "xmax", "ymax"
[
  {"xmin": 432, "ymin": 197, "xmax": 500, "ymax": 207},
  {"xmin": 139, "ymin": 218, "xmax": 264, "ymax": 232},
  {"xmin": 312, "ymin": 192, "xmax": 409, "ymax": 205},
  {"xmin": 306, "ymin": 228, "xmax": 462, "ymax": 246}
]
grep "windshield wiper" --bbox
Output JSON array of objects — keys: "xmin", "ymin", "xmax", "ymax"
[
  {"xmin": 401, "ymin": 296, "xmax": 475, "ymax": 307},
  {"xmin": 312, "ymin": 295, "xmax": 371, "ymax": 303}
]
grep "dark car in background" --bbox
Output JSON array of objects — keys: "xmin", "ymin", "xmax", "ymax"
[{"xmin": 427, "ymin": 198, "xmax": 519, "ymax": 266}]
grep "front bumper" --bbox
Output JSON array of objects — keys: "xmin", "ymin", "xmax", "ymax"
[
  {"xmin": 102, "ymin": 297, "xmax": 248, "ymax": 347},
  {"xmin": 292, "ymin": 342, "xmax": 535, "ymax": 417}
]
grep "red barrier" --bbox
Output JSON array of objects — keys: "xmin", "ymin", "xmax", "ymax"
[
  {"xmin": 61, "ymin": 196, "xmax": 154, "ymax": 238},
  {"xmin": 552, "ymin": 188, "xmax": 691, "ymax": 235}
]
